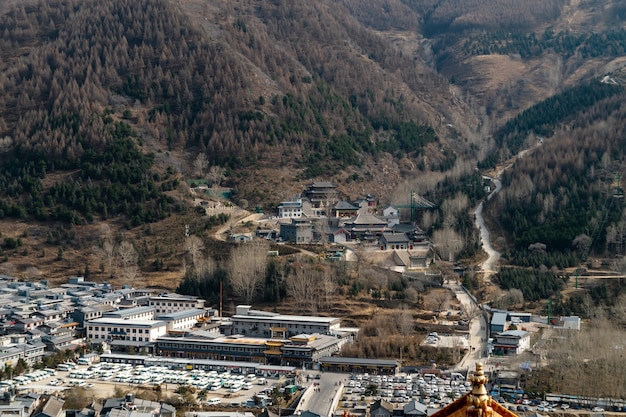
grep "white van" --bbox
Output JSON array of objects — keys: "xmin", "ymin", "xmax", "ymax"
[
  {"xmin": 257, "ymin": 377, "xmax": 267, "ymax": 385},
  {"xmin": 206, "ymin": 398, "xmax": 221, "ymax": 405}
]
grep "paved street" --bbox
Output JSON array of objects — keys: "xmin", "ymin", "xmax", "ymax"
[
  {"xmin": 301, "ymin": 372, "xmax": 345, "ymax": 417},
  {"xmin": 447, "ymin": 283, "xmax": 488, "ymax": 372}
]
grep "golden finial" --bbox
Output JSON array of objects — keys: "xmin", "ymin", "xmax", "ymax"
[
  {"xmin": 466, "ymin": 363, "xmax": 493, "ymax": 417},
  {"xmin": 471, "ymin": 362, "xmax": 489, "ymax": 396}
]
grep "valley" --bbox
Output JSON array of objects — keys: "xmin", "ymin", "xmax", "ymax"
[{"xmin": 0, "ymin": 1, "xmax": 625, "ymax": 400}]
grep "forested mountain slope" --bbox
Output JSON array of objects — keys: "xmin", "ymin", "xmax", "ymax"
[
  {"xmin": 0, "ymin": 0, "xmax": 478, "ymax": 212},
  {"xmin": 0, "ymin": 0, "xmax": 625, "ymax": 288}
]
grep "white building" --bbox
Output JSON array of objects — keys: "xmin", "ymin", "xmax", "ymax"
[
  {"xmin": 382, "ymin": 205, "xmax": 400, "ymax": 227},
  {"xmin": 492, "ymin": 330, "xmax": 530, "ymax": 355},
  {"xmin": 560, "ymin": 316, "xmax": 581, "ymax": 330},
  {"xmin": 148, "ymin": 293, "xmax": 205, "ymax": 314},
  {"xmin": 156, "ymin": 309, "xmax": 206, "ymax": 331},
  {"xmin": 277, "ymin": 197, "xmax": 306, "ymax": 218},
  {"xmin": 86, "ymin": 318, "xmax": 167, "ymax": 343},
  {"xmin": 102, "ymin": 306, "xmax": 156, "ymax": 321}
]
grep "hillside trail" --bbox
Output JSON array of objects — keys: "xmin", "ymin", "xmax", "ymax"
[{"xmin": 212, "ymin": 210, "xmax": 262, "ymax": 241}]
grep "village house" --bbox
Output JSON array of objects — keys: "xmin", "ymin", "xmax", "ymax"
[{"xmin": 491, "ymin": 330, "xmax": 531, "ymax": 356}]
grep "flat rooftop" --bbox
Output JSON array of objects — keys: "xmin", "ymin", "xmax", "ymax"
[
  {"xmin": 231, "ymin": 313, "xmax": 340, "ymax": 324},
  {"xmin": 87, "ymin": 318, "xmax": 167, "ymax": 328}
]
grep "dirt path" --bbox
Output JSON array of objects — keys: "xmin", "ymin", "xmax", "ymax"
[{"xmin": 212, "ymin": 211, "xmax": 263, "ymax": 241}]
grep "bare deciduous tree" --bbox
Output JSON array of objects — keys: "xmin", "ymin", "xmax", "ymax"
[
  {"xmin": 229, "ymin": 240, "xmax": 269, "ymax": 303},
  {"xmin": 193, "ymin": 153, "xmax": 209, "ymax": 178},
  {"xmin": 101, "ymin": 237, "xmax": 117, "ymax": 277},
  {"xmin": 430, "ymin": 289, "xmax": 451, "ymax": 312},
  {"xmin": 395, "ymin": 305, "xmax": 414, "ymax": 338},
  {"xmin": 318, "ymin": 270, "xmax": 335, "ymax": 311},
  {"xmin": 493, "ymin": 288, "xmax": 524, "ymax": 309},
  {"xmin": 184, "ymin": 235, "xmax": 204, "ymax": 271},
  {"xmin": 285, "ymin": 266, "xmax": 316, "ymax": 313},
  {"xmin": 118, "ymin": 241, "xmax": 138, "ymax": 286},
  {"xmin": 195, "ymin": 256, "xmax": 217, "ymax": 280},
  {"xmin": 572, "ymin": 233, "xmax": 591, "ymax": 257},
  {"xmin": 404, "ymin": 286, "xmax": 418, "ymax": 304},
  {"xmin": 460, "ymin": 301, "xmax": 479, "ymax": 322},
  {"xmin": 432, "ymin": 227, "xmax": 463, "ymax": 262},
  {"xmin": 207, "ymin": 165, "xmax": 226, "ymax": 187}
]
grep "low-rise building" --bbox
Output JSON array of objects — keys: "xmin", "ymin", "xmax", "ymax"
[
  {"xmin": 103, "ymin": 306, "xmax": 156, "ymax": 321},
  {"xmin": 148, "ymin": 294, "xmax": 205, "ymax": 314},
  {"xmin": 559, "ymin": 316, "xmax": 581, "ymax": 330},
  {"xmin": 86, "ymin": 318, "xmax": 167, "ymax": 344},
  {"xmin": 277, "ymin": 197, "xmax": 308, "ymax": 219},
  {"xmin": 404, "ymin": 399, "xmax": 428, "ymax": 417},
  {"xmin": 155, "ymin": 332, "xmax": 343, "ymax": 368},
  {"xmin": 370, "ymin": 399, "xmax": 394, "ymax": 417},
  {"xmin": 382, "ymin": 205, "xmax": 400, "ymax": 226},
  {"xmin": 342, "ymin": 212, "xmax": 388, "ymax": 241},
  {"xmin": 492, "ymin": 330, "xmax": 530, "ymax": 355},
  {"xmin": 490, "ymin": 311, "xmax": 508, "ymax": 334},
  {"xmin": 33, "ymin": 396, "xmax": 64, "ymax": 417},
  {"xmin": 73, "ymin": 304, "xmax": 116, "ymax": 328},
  {"xmin": 229, "ymin": 305, "xmax": 341, "ymax": 338},
  {"xmin": 0, "ymin": 339, "xmax": 45, "ymax": 368},
  {"xmin": 102, "ymin": 395, "xmax": 175, "ymax": 417},
  {"xmin": 379, "ymin": 231, "xmax": 411, "ymax": 250},
  {"xmin": 156, "ymin": 309, "xmax": 206, "ymax": 331},
  {"xmin": 280, "ymin": 218, "xmax": 314, "ymax": 243}
]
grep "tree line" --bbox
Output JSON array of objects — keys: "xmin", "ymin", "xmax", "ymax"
[{"xmin": 463, "ymin": 28, "xmax": 626, "ymax": 60}]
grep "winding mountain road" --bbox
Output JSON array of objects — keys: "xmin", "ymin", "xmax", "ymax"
[{"xmin": 474, "ymin": 177, "xmax": 502, "ymax": 274}]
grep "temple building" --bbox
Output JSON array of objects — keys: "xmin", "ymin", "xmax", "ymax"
[{"xmin": 431, "ymin": 363, "xmax": 519, "ymax": 417}]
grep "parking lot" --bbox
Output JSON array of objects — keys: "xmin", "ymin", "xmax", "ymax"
[
  {"xmin": 7, "ymin": 365, "xmax": 625, "ymax": 415},
  {"xmin": 336, "ymin": 372, "xmax": 470, "ymax": 411},
  {"xmin": 4, "ymin": 362, "xmax": 281, "ymax": 407}
]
